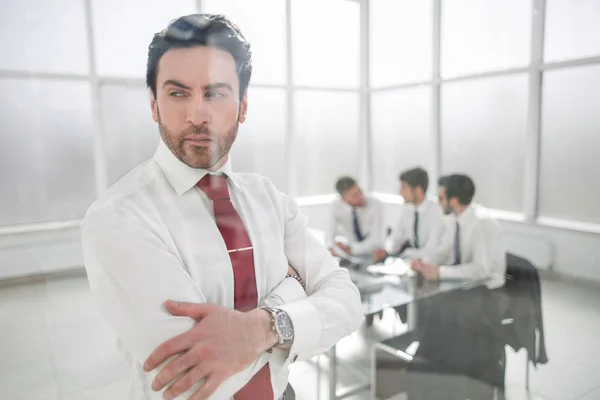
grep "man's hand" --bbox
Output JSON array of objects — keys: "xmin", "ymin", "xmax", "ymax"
[
  {"xmin": 143, "ymin": 301, "xmax": 277, "ymax": 400},
  {"xmin": 335, "ymin": 242, "xmax": 352, "ymax": 255},
  {"xmin": 372, "ymin": 248, "xmax": 388, "ymax": 262},
  {"xmin": 410, "ymin": 258, "xmax": 423, "ymax": 270},
  {"xmin": 411, "ymin": 262, "xmax": 440, "ymax": 281}
]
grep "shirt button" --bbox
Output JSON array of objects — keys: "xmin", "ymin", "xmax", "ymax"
[{"xmin": 291, "ymin": 354, "xmax": 298, "ymax": 363}]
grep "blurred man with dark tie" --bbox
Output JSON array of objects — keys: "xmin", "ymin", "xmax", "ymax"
[
  {"xmin": 82, "ymin": 14, "xmax": 362, "ymax": 400},
  {"xmin": 412, "ymin": 174, "xmax": 507, "ymax": 290},
  {"xmin": 409, "ymin": 174, "xmax": 509, "ymax": 395},
  {"xmin": 327, "ymin": 177, "xmax": 384, "ymax": 258},
  {"xmin": 373, "ymin": 167, "xmax": 445, "ymax": 263}
]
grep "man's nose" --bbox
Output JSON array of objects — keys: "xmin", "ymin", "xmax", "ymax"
[{"xmin": 187, "ymin": 96, "xmax": 210, "ymax": 126}]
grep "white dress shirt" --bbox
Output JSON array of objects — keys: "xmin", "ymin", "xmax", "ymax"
[
  {"xmin": 386, "ymin": 198, "xmax": 445, "ymax": 261},
  {"xmin": 81, "ymin": 139, "xmax": 363, "ymax": 400},
  {"xmin": 429, "ymin": 206, "xmax": 506, "ymax": 289},
  {"xmin": 327, "ymin": 196, "xmax": 384, "ymax": 256}
]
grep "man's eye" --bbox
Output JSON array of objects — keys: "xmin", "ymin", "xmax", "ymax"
[
  {"xmin": 206, "ymin": 91, "xmax": 226, "ymax": 99},
  {"xmin": 169, "ymin": 91, "xmax": 185, "ymax": 97}
]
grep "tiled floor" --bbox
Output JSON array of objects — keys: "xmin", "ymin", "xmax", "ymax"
[{"xmin": 1, "ymin": 272, "xmax": 600, "ymax": 400}]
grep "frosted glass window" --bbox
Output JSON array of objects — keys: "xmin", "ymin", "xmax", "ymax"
[
  {"xmin": 370, "ymin": 0, "xmax": 433, "ymax": 87},
  {"xmin": 92, "ymin": 0, "xmax": 197, "ymax": 77},
  {"xmin": 441, "ymin": 75, "xmax": 528, "ymax": 212},
  {"xmin": 101, "ymin": 85, "xmax": 159, "ymax": 186},
  {"xmin": 230, "ymin": 87, "xmax": 287, "ymax": 192},
  {"xmin": 441, "ymin": 0, "xmax": 532, "ymax": 78},
  {"xmin": 0, "ymin": 79, "xmax": 96, "ymax": 226},
  {"xmin": 545, "ymin": 0, "xmax": 600, "ymax": 62},
  {"xmin": 0, "ymin": 0, "xmax": 89, "ymax": 74},
  {"xmin": 539, "ymin": 65, "xmax": 600, "ymax": 225},
  {"xmin": 371, "ymin": 88, "xmax": 432, "ymax": 194},
  {"xmin": 294, "ymin": 91, "xmax": 359, "ymax": 196},
  {"xmin": 202, "ymin": 0, "xmax": 286, "ymax": 85},
  {"xmin": 291, "ymin": 0, "xmax": 360, "ymax": 88}
]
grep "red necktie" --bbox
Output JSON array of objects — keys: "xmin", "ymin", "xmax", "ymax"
[{"xmin": 198, "ymin": 174, "xmax": 274, "ymax": 400}]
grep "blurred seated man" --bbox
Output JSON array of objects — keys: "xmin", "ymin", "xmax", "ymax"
[
  {"xmin": 328, "ymin": 177, "xmax": 384, "ymax": 258},
  {"xmin": 411, "ymin": 174, "xmax": 506, "ymax": 291},
  {"xmin": 409, "ymin": 174, "xmax": 509, "ymax": 393},
  {"xmin": 373, "ymin": 167, "xmax": 445, "ymax": 263}
]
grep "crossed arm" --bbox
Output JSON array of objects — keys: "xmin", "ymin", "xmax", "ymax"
[
  {"xmin": 82, "ymin": 210, "xmax": 310, "ymax": 399},
  {"xmin": 143, "ymin": 269, "xmax": 307, "ymax": 400},
  {"xmin": 82, "ymin": 195, "xmax": 362, "ymax": 399}
]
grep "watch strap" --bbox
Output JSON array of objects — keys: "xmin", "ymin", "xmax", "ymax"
[{"xmin": 261, "ymin": 306, "xmax": 284, "ymax": 346}]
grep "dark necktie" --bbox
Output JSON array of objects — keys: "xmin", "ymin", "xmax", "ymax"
[
  {"xmin": 453, "ymin": 221, "xmax": 461, "ymax": 265},
  {"xmin": 413, "ymin": 211, "xmax": 420, "ymax": 249},
  {"xmin": 352, "ymin": 208, "xmax": 365, "ymax": 242},
  {"xmin": 198, "ymin": 174, "xmax": 274, "ymax": 400}
]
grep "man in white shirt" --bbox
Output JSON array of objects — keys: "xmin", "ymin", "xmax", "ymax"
[
  {"xmin": 328, "ymin": 177, "xmax": 384, "ymax": 258},
  {"xmin": 81, "ymin": 14, "xmax": 363, "ymax": 400},
  {"xmin": 373, "ymin": 167, "xmax": 445, "ymax": 263},
  {"xmin": 409, "ymin": 175, "xmax": 509, "ymax": 394},
  {"xmin": 412, "ymin": 174, "xmax": 507, "ymax": 290}
]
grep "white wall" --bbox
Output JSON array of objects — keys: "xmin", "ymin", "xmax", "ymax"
[
  {"xmin": 1, "ymin": 200, "xmax": 599, "ymax": 282},
  {"xmin": 0, "ymin": 226, "xmax": 83, "ymax": 279},
  {"xmin": 499, "ymin": 220, "xmax": 600, "ymax": 281}
]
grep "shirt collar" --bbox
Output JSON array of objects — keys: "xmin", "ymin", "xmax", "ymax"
[
  {"xmin": 340, "ymin": 196, "xmax": 372, "ymax": 211},
  {"xmin": 456, "ymin": 205, "xmax": 476, "ymax": 225},
  {"xmin": 152, "ymin": 138, "xmax": 242, "ymax": 196},
  {"xmin": 415, "ymin": 198, "xmax": 433, "ymax": 212}
]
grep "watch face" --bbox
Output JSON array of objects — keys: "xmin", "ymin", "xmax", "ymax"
[{"xmin": 276, "ymin": 313, "xmax": 294, "ymax": 341}]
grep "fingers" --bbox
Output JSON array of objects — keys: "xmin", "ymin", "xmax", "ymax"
[
  {"xmin": 189, "ymin": 373, "xmax": 225, "ymax": 400},
  {"xmin": 165, "ymin": 301, "xmax": 217, "ymax": 319},
  {"xmin": 144, "ymin": 331, "xmax": 194, "ymax": 372},
  {"xmin": 162, "ymin": 364, "xmax": 211, "ymax": 400},
  {"xmin": 151, "ymin": 349, "xmax": 196, "ymax": 391},
  {"xmin": 335, "ymin": 242, "xmax": 349, "ymax": 252},
  {"xmin": 420, "ymin": 265, "xmax": 438, "ymax": 280},
  {"xmin": 373, "ymin": 248, "xmax": 387, "ymax": 262}
]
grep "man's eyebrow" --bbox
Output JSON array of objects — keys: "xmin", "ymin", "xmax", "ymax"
[
  {"xmin": 205, "ymin": 82, "xmax": 234, "ymax": 91},
  {"xmin": 162, "ymin": 79, "xmax": 191, "ymax": 90}
]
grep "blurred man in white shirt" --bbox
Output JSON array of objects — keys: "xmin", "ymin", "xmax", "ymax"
[
  {"xmin": 82, "ymin": 14, "xmax": 362, "ymax": 400},
  {"xmin": 373, "ymin": 167, "xmax": 445, "ymax": 262},
  {"xmin": 412, "ymin": 174, "xmax": 506, "ymax": 289},
  {"xmin": 409, "ymin": 174, "xmax": 509, "ymax": 397},
  {"xmin": 328, "ymin": 176, "xmax": 384, "ymax": 257}
]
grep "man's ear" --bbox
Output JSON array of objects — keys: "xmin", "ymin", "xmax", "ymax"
[
  {"xmin": 238, "ymin": 92, "xmax": 248, "ymax": 123},
  {"xmin": 150, "ymin": 90, "xmax": 159, "ymax": 123},
  {"xmin": 449, "ymin": 197, "xmax": 459, "ymax": 210}
]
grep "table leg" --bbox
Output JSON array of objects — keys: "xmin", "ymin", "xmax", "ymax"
[
  {"xmin": 407, "ymin": 301, "xmax": 418, "ymax": 331},
  {"xmin": 329, "ymin": 344, "xmax": 337, "ymax": 399}
]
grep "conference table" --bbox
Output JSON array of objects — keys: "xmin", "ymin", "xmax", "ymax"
[{"xmin": 327, "ymin": 255, "xmax": 488, "ymax": 400}]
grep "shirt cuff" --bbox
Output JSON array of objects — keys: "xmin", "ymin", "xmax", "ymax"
[
  {"xmin": 348, "ymin": 242, "xmax": 360, "ymax": 255},
  {"xmin": 260, "ymin": 277, "xmax": 306, "ymax": 308},
  {"xmin": 402, "ymin": 248, "xmax": 417, "ymax": 259},
  {"xmin": 439, "ymin": 265, "xmax": 457, "ymax": 280},
  {"xmin": 277, "ymin": 300, "xmax": 322, "ymax": 366}
]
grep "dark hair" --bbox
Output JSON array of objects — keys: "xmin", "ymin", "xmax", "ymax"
[
  {"xmin": 438, "ymin": 175, "xmax": 449, "ymax": 189},
  {"xmin": 438, "ymin": 174, "xmax": 476, "ymax": 205},
  {"xmin": 399, "ymin": 167, "xmax": 429, "ymax": 192},
  {"xmin": 146, "ymin": 14, "xmax": 252, "ymax": 101},
  {"xmin": 335, "ymin": 177, "xmax": 357, "ymax": 196}
]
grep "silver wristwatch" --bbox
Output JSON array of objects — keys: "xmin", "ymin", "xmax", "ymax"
[{"xmin": 262, "ymin": 306, "xmax": 294, "ymax": 347}]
